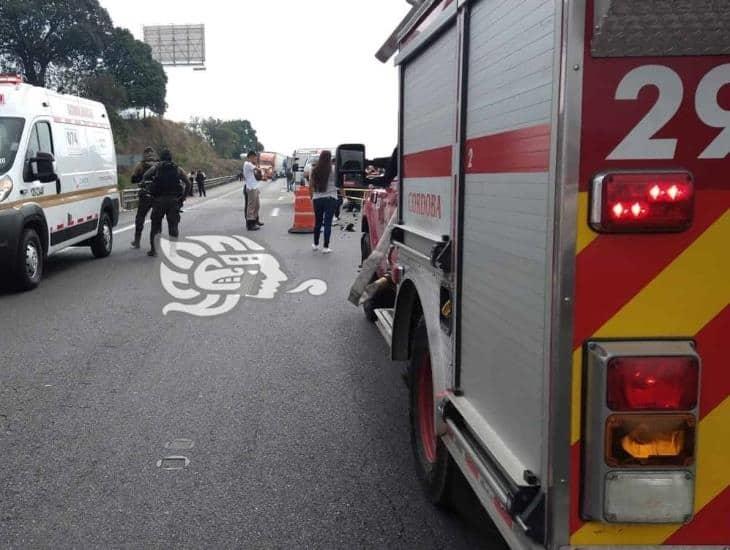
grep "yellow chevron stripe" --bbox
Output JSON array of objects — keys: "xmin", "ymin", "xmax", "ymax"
[
  {"xmin": 571, "ymin": 211, "xmax": 730, "ymax": 544},
  {"xmin": 571, "ymin": 397, "xmax": 730, "ymax": 545},
  {"xmin": 571, "ymin": 210, "xmax": 730, "ymax": 445},
  {"xmin": 576, "ymin": 192, "xmax": 599, "ymax": 254}
]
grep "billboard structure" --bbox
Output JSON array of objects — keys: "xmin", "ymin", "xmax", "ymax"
[{"xmin": 143, "ymin": 24, "xmax": 205, "ymax": 67}]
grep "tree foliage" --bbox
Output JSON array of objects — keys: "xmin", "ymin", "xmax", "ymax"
[
  {"xmin": 0, "ymin": 0, "xmax": 113, "ymax": 86},
  {"xmin": 0, "ymin": 0, "xmax": 166, "ymax": 115},
  {"xmin": 100, "ymin": 28, "xmax": 167, "ymax": 115},
  {"xmin": 188, "ymin": 118, "xmax": 265, "ymax": 159}
]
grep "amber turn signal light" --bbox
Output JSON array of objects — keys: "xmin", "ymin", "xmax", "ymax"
[{"xmin": 605, "ymin": 414, "xmax": 696, "ymax": 467}]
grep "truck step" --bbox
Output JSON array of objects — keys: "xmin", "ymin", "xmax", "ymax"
[{"xmin": 374, "ymin": 308, "xmax": 394, "ymax": 346}]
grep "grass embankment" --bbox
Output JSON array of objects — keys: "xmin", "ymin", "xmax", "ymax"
[{"xmin": 114, "ymin": 117, "xmax": 240, "ymax": 188}]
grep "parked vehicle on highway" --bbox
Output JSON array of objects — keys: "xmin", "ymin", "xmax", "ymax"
[
  {"xmin": 0, "ymin": 74, "xmax": 120, "ymax": 290},
  {"xmin": 355, "ymin": 1, "xmax": 730, "ymax": 548},
  {"xmin": 292, "ymin": 148, "xmax": 321, "ymax": 185},
  {"xmin": 258, "ymin": 152, "xmax": 276, "ymax": 181}
]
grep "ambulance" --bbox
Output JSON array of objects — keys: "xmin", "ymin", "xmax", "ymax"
[
  {"xmin": 358, "ymin": 1, "xmax": 730, "ymax": 547},
  {"xmin": 0, "ymin": 75, "xmax": 119, "ymax": 290}
]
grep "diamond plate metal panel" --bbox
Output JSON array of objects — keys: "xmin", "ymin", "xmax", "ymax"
[{"xmin": 592, "ymin": 0, "xmax": 730, "ymax": 57}]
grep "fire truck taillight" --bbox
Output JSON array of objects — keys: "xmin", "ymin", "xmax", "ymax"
[
  {"xmin": 605, "ymin": 414, "xmax": 696, "ymax": 467},
  {"xmin": 582, "ymin": 341, "xmax": 700, "ymax": 524},
  {"xmin": 590, "ymin": 172, "xmax": 694, "ymax": 233},
  {"xmin": 607, "ymin": 356, "xmax": 699, "ymax": 411}
]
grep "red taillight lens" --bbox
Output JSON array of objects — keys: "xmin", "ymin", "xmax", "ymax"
[
  {"xmin": 591, "ymin": 172, "xmax": 694, "ymax": 233},
  {"xmin": 607, "ymin": 356, "xmax": 699, "ymax": 411}
]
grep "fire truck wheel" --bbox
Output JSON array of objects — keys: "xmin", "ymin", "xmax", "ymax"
[
  {"xmin": 409, "ymin": 316, "xmax": 461, "ymax": 506},
  {"xmin": 360, "ymin": 231, "xmax": 372, "ymax": 264}
]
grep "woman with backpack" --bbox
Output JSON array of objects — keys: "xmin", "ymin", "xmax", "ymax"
[{"xmin": 309, "ymin": 150, "xmax": 337, "ymax": 253}]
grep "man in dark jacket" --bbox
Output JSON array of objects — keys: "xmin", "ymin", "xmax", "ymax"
[
  {"xmin": 195, "ymin": 170, "xmax": 207, "ymax": 197},
  {"xmin": 130, "ymin": 147, "xmax": 158, "ymax": 249},
  {"xmin": 143, "ymin": 149, "xmax": 190, "ymax": 257}
]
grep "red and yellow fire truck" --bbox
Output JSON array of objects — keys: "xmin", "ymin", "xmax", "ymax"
[{"xmin": 354, "ymin": 1, "xmax": 730, "ymax": 547}]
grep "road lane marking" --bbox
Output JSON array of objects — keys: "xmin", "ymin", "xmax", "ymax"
[
  {"xmin": 271, "ymin": 208, "xmax": 280, "ymax": 217},
  {"xmin": 113, "ymin": 186, "xmax": 244, "ymax": 235}
]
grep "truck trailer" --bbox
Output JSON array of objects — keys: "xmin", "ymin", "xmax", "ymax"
[{"xmin": 356, "ymin": 1, "xmax": 730, "ymax": 548}]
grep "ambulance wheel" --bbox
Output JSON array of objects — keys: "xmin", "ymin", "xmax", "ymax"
[
  {"xmin": 15, "ymin": 228, "xmax": 43, "ymax": 291},
  {"xmin": 409, "ymin": 317, "xmax": 460, "ymax": 506},
  {"xmin": 90, "ymin": 212, "xmax": 113, "ymax": 258}
]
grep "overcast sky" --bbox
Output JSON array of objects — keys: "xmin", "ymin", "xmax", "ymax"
[{"xmin": 99, "ymin": 0, "xmax": 410, "ymax": 158}]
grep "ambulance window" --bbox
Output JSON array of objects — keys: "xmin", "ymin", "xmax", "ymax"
[
  {"xmin": 36, "ymin": 122, "xmax": 54, "ymax": 155},
  {"xmin": 26, "ymin": 121, "xmax": 54, "ymax": 160},
  {"xmin": 0, "ymin": 117, "xmax": 24, "ymax": 173}
]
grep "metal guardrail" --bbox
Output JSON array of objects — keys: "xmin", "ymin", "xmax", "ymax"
[{"xmin": 120, "ymin": 175, "xmax": 239, "ymax": 210}]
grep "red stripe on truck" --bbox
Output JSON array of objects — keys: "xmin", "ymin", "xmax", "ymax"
[
  {"xmin": 695, "ymin": 305, "xmax": 730, "ymax": 419},
  {"xmin": 665, "ymin": 486, "xmax": 730, "ymax": 545},
  {"xmin": 465, "ymin": 124, "xmax": 550, "ymax": 174},
  {"xmin": 403, "ymin": 146, "xmax": 452, "ymax": 178}
]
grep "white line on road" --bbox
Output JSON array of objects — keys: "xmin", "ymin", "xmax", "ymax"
[
  {"xmin": 113, "ymin": 186, "xmax": 243, "ymax": 235},
  {"xmin": 271, "ymin": 208, "xmax": 280, "ymax": 217}
]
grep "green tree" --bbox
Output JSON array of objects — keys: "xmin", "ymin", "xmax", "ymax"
[
  {"xmin": 101, "ymin": 28, "xmax": 167, "ymax": 115},
  {"xmin": 188, "ymin": 118, "xmax": 265, "ymax": 159},
  {"xmin": 0, "ymin": 0, "xmax": 113, "ymax": 87}
]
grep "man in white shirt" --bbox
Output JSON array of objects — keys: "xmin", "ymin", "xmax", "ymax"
[{"xmin": 243, "ymin": 151, "xmax": 263, "ymax": 230}]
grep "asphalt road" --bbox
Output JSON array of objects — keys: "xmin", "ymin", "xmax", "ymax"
[{"xmin": 0, "ymin": 179, "xmax": 507, "ymax": 549}]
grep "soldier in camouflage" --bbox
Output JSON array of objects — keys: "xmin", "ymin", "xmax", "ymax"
[{"xmin": 130, "ymin": 147, "xmax": 158, "ymax": 249}]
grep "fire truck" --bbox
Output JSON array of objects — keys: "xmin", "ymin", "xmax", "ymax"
[{"xmin": 353, "ymin": 1, "xmax": 730, "ymax": 548}]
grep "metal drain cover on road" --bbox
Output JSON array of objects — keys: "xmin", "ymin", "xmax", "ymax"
[
  {"xmin": 164, "ymin": 438, "xmax": 195, "ymax": 450},
  {"xmin": 157, "ymin": 456, "xmax": 190, "ymax": 470}
]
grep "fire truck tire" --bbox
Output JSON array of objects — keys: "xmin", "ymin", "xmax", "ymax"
[
  {"xmin": 360, "ymin": 231, "xmax": 372, "ymax": 264},
  {"xmin": 409, "ymin": 316, "xmax": 463, "ymax": 507}
]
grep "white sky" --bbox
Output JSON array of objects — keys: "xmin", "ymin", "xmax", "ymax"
[{"xmin": 100, "ymin": 0, "xmax": 410, "ymax": 158}]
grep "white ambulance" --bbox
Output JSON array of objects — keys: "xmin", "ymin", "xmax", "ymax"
[{"xmin": 0, "ymin": 75, "xmax": 119, "ymax": 290}]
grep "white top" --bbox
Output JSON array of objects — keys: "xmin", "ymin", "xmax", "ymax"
[
  {"xmin": 243, "ymin": 161, "xmax": 258, "ymax": 190},
  {"xmin": 312, "ymin": 164, "xmax": 338, "ymax": 200}
]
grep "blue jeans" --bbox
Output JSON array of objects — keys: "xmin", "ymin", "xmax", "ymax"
[{"xmin": 313, "ymin": 197, "xmax": 337, "ymax": 247}]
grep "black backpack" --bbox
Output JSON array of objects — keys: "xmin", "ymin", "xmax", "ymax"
[{"xmin": 152, "ymin": 162, "xmax": 182, "ymax": 196}]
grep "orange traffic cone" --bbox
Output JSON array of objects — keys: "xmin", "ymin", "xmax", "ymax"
[{"xmin": 288, "ymin": 184, "xmax": 315, "ymax": 234}]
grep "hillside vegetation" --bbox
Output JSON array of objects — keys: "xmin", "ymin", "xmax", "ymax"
[{"xmin": 115, "ymin": 118, "xmax": 241, "ymax": 187}]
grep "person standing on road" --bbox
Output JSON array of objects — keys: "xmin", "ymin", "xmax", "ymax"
[
  {"xmin": 195, "ymin": 169, "xmax": 207, "ymax": 197},
  {"xmin": 243, "ymin": 151, "xmax": 263, "ymax": 230},
  {"xmin": 309, "ymin": 150, "xmax": 337, "ymax": 253},
  {"xmin": 144, "ymin": 149, "xmax": 190, "ymax": 257},
  {"xmin": 187, "ymin": 171, "xmax": 195, "ymax": 197},
  {"xmin": 130, "ymin": 146, "xmax": 158, "ymax": 249},
  {"xmin": 285, "ymin": 158, "xmax": 294, "ymax": 192}
]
